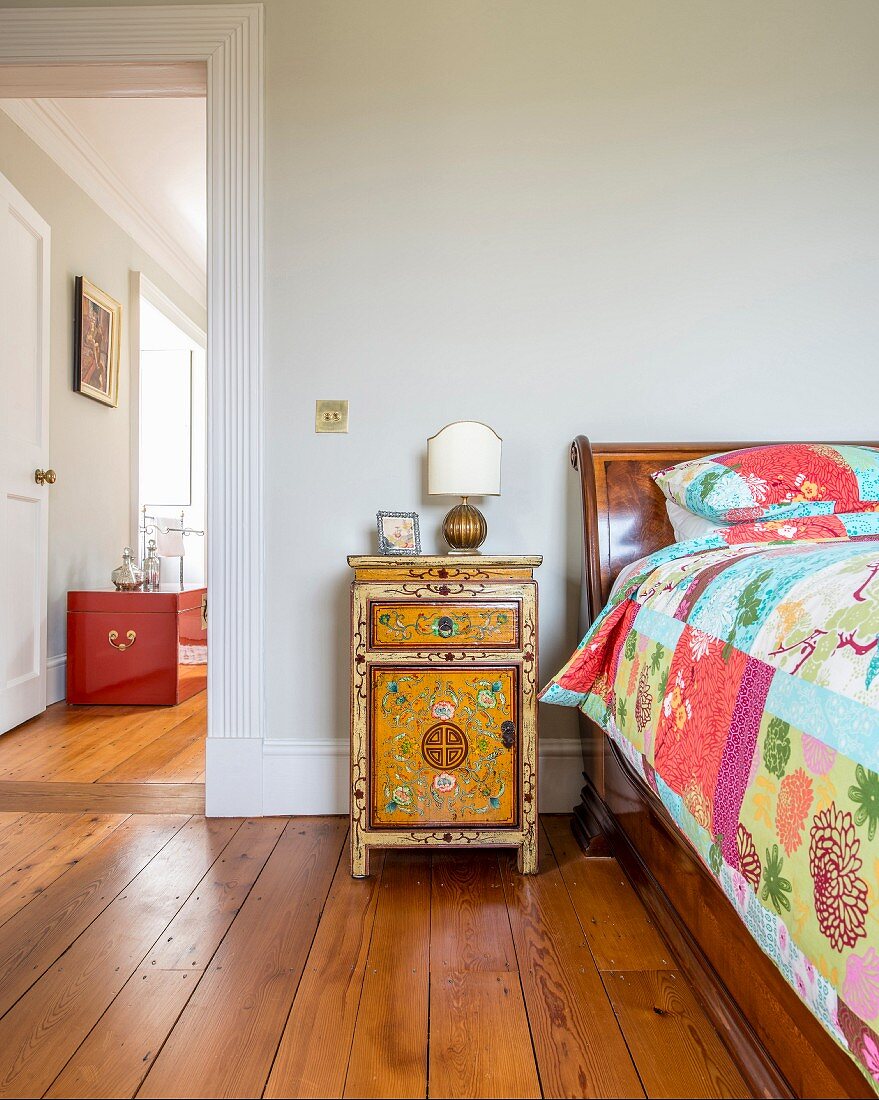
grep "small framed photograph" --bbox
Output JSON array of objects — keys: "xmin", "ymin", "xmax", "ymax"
[
  {"xmin": 74, "ymin": 275, "xmax": 122, "ymax": 407},
  {"xmin": 376, "ymin": 511, "xmax": 421, "ymax": 555}
]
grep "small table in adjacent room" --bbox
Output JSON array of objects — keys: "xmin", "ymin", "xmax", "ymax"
[{"xmin": 66, "ymin": 586, "xmax": 207, "ymax": 705}]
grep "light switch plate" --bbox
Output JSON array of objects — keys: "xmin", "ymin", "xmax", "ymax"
[{"xmin": 315, "ymin": 399, "xmax": 349, "ymax": 433}]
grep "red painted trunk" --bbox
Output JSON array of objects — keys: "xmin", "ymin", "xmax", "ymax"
[{"xmin": 67, "ymin": 586, "xmax": 207, "ymax": 705}]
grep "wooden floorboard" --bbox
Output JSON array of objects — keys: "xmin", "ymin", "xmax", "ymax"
[
  {"xmin": 0, "ymin": 817, "xmax": 239, "ymax": 1098},
  {"xmin": 343, "ymin": 852, "xmax": 430, "ymax": 1100},
  {"xmin": 0, "ymin": 813, "xmax": 26, "ymax": 842},
  {"xmin": 0, "ymin": 696, "xmax": 206, "ymax": 793},
  {"xmin": 428, "ymin": 849, "xmax": 540, "ymax": 1099},
  {"xmin": 44, "ymin": 968, "xmax": 196, "ymax": 1100},
  {"xmin": 0, "ymin": 812, "xmax": 82, "ymax": 878},
  {"xmin": 430, "ymin": 849, "xmax": 516, "ymax": 974},
  {"xmin": 0, "ymin": 815, "xmax": 188, "ymax": 1015},
  {"xmin": 0, "ymin": 705, "xmax": 172, "ymax": 782},
  {"xmin": 143, "ymin": 816, "xmax": 286, "ymax": 972},
  {"xmin": 264, "ymin": 849, "xmax": 384, "ymax": 1099},
  {"xmin": 604, "ymin": 969, "xmax": 751, "ymax": 1098},
  {"xmin": 546, "ymin": 817, "xmax": 752, "ymax": 1097},
  {"xmin": 45, "ymin": 818, "xmax": 285, "ymax": 1099},
  {"xmin": 0, "ymin": 812, "xmax": 126, "ymax": 929},
  {"xmin": 0, "ymin": 709, "xmax": 126, "ymax": 775},
  {"xmin": 500, "ymin": 827, "xmax": 646, "ymax": 1098},
  {"xmin": 1, "ymin": 700, "xmax": 202, "ymax": 784},
  {"xmin": 0, "ymin": 781, "xmax": 205, "ymax": 814},
  {"xmin": 137, "ymin": 818, "xmax": 347, "ymax": 1099},
  {"xmin": 431, "ymin": 970, "xmax": 541, "ymax": 1099},
  {"xmin": 144, "ymin": 731, "xmax": 205, "ymax": 784},
  {"xmin": 97, "ymin": 712, "xmax": 205, "ymax": 784},
  {"xmin": 0, "ymin": 813, "xmax": 758, "ymax": 1099},
  {"xmin": 544, "ymin": 815, "xmax": 672, "ymax": 971}
]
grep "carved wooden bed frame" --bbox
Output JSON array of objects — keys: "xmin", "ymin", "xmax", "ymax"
[{"xmin": 569, "ymin": 436, "xmax": 872, "ymax": 1100}]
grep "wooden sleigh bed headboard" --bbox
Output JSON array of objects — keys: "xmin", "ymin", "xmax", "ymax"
[{"xmin": 570, "ymin": 436, "xmax": 730, "ymax": 631}]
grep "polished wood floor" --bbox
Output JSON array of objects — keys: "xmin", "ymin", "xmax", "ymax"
[
  {"xmin": 0, "ymin": 805, "xmax": 752, "ymax": 1099},
  {"xmin": 0, "ymin": 694, "xmax": 205, "ymax": 813}
]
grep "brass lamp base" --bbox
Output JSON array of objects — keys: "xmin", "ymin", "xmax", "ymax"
[{"xmin": 442, "ymin": 497, "xmax": 487, "ymax": 553}]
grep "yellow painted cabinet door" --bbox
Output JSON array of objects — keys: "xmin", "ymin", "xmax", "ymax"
[{"xmin": 370, "ymin": 666, "xmax": 518, "ymax": 828}]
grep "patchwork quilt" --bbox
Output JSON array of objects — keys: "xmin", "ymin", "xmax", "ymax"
[{"xmin": 541, "ymin": 513, "xmax": 879, "ymax": 1090}]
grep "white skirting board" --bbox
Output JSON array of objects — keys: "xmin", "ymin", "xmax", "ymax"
[
  {"xmin": 259, "ymin": 737, "xmax": 584, "ymax": 817},
  {"xmin": 47, "ymin": 654, "xmax": 66, "ymax": 705},
  {"xmin": 206, "ymin": 736, "xmax": 264, "ymax": 817}
]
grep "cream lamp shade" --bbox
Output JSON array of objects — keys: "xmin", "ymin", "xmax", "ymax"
[{"xmin": 427, "ymin": 421, "xmax": 502, "ymax": 497}]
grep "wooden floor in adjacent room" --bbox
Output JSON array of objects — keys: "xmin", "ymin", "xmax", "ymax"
[
  {"xmin": 0, "ymin": 806, "xmax": 751, "ymax": 1099},
  {"xmin": 0, "ymin": 693, "xmax": 206, "ymax": 814}
]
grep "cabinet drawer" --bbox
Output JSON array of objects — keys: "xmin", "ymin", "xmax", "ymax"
[
  {"xmin": 369, "ymin": 600, "xmax": 520, "ymax": 650},
  {"xmin": 369, "ymin": 666, "xmax": 519, "ymax": 828}
]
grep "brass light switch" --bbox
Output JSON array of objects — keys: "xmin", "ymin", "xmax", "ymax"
[{"xmin": 315, "ymin": 399, "xmax": 349, "ymax": 433}]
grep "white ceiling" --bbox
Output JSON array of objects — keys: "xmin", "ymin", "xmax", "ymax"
[{"xmin": 53, "ymin": 97, "xmax": 206, "ymax": 270}]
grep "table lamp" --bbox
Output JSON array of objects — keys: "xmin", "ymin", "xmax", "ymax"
[{"xmin": 427, "ymin": 421, "xmax": 502, "ymax": 553}]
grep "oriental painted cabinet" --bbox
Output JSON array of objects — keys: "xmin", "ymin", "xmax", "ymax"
[{"xmin": 348, "ymin": 555, "xmax": 541, "ymax": 877}]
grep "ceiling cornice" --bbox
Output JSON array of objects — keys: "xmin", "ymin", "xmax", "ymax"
[{"xmin": 0, "ymin": 97, "xmax": 206, "ymax": 308}]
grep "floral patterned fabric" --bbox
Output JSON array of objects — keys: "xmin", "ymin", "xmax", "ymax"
[
  {"xmin": 653, "ymin": 443, "xmax": 879, "ymax": 524},
  {"xmin": 541, "ymin": 514, "xmax": 879, "ymax": 1090}
]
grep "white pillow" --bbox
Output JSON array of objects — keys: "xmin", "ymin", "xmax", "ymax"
[{"xmin": 666, "ymin": 501, "xmax": 720, "ymax": 543}]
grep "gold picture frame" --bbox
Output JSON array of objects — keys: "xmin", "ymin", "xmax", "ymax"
[{"xmin": 74, "ymin": 275, "xmax": 121, "ymax": 407}]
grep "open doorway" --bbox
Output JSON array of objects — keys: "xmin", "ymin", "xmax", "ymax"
[
  {"xmin": 0, "ymin": 6, "xmax": 264, "ymax": 819},
  {"xmin": 0, "ymin": 78, "xmax": 208, "ymax": 810},
  {"xmin": 136, "ymin": 278, "xmax": 208, "ymax": 590}
]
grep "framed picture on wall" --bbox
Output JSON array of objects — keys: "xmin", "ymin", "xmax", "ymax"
[
  {"xmin": 376, "ymin": 511, "xmax": 421, "ymax": 555},
  {"xmin": 74, "ymin": 275, "xmax": 121, "ymax": 407}
]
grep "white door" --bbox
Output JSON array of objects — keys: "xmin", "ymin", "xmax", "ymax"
[{"xmin": 0, "ymin": 171, "xmax": 51, "ymax": 734}]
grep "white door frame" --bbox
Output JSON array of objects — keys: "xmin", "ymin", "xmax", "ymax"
[{"xmin": 0, "ymin": 4, "xmax": 266, "ymax": 814}]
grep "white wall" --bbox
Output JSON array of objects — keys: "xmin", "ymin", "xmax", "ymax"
[
  {"xmin": 262, "ymin": 0, "xmax": 879, "ymax": 761},
  {"xmin": 3, "ymin": 0, "xmax": 878, "ymax": 812},
  {"xmin": 0, "ymin": 108, "xmax": 206, "ymax": 700}
]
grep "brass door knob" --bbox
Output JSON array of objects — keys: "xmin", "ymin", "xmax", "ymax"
[{"xmin": 34, "ymin": 469, "xmax": 56, "ymax": 486}]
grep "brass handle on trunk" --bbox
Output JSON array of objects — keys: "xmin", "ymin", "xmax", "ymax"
[{"xmin": 108, "ymin": 629, "xmax": 136, "ymax": 651}]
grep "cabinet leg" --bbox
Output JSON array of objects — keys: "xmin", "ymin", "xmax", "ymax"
[
  {"xmin": 517, "ymin": 839, "xmax": 538, "ymax": 875},
  {"xmin": 350, "ymin": 841, "xmax": 370, "ymax": 878}
]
